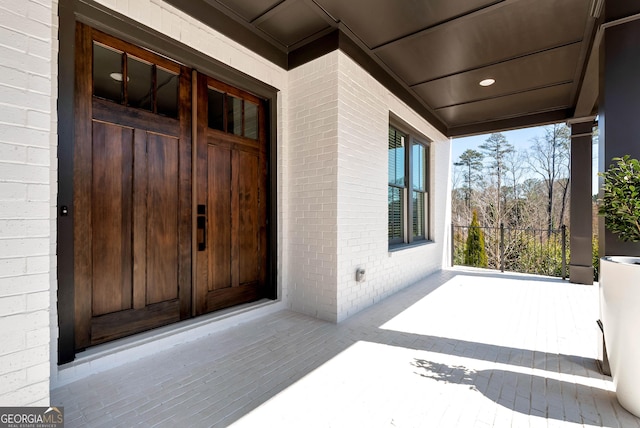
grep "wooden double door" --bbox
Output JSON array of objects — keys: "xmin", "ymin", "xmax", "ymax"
[{"xmin": 73, "ymin": 25, "xmax": 268, "ymax": 350}]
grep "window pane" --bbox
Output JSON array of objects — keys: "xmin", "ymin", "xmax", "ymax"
[
  {"xmin": 412, "ymin": 143, "xmax": 426, "ymax": 191},
  {"xmin": 227, "ymin": 95, "xmax": 243, "ymax": 137},
  {"xmin": 388, "ymin": 127, "xmax": 405, "ymax": 187},
  {"xmin": 244, "ymin": 101, "xmax": 259, "ymax": 140},
  {"xmin": 93, "ymin": 43, "xmax": 123, "ymax": 103},
  {"xmin": 413, "ymin": 191, "xmax": 425, "ymax": 238},
  {"xmin": 207, "ymin": 89, "xmax": 225, "ymax": 131},
  {"xmin": 389, "ymin": 186, "xmax": 404, "ymax": 241},
  {"xmin": 157, "ymin": 68, "xmax": 178, "ymax": 118},
  {"xmin": 126, "ymin": 56, "xmax": 153, "ymax": 111}
]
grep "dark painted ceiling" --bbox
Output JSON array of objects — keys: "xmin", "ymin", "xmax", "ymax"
[{"xmin": 170, "ymin": 0, "xmax": 601, "ymax": 136}]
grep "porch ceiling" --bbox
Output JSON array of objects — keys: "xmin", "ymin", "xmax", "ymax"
[{"xmin": 168, "ymin": 0, "xmax": 600, "ymax": 137}]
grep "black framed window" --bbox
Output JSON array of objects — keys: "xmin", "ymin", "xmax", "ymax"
[
  {"xmin": 388, "ymin": 127, "xmax": 405, "ymax": 244},
  {"xmin": 388, "ymin": 124, "xmax": 430, "ymax": 246}
]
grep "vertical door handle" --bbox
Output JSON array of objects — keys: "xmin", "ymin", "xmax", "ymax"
[{"xmin": 197, "ymin": 204, "xmax": 206, "ymax": 251}]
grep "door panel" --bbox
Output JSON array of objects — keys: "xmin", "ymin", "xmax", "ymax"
[
  {"xmin": 146, "ymin": 133, "xmax": 180, "ymax": 305},
  {"xmin": 91, "ymin": 122, "xmax": 134, "ymax": 316},
  {"xmin": 83, "ymin": 122, "xmax": 186, "ymax": 347},
  {"xmin": 238, "ymin": 150, "xmax": 260, "ymax": 285},
  {"xmin": 74, "ymin": 24, "xmax": 191, "ymax": 349},
  {"xmin": 91, "ymin": 300, "xmax": 181, "ymax": 345},
  {"xmin": 207, "ymin": 144, "xmax": 232, "ymax": 292},
  {"xmin": 195, "ymin": 74, "xmax": 268, "ymax": 315}
]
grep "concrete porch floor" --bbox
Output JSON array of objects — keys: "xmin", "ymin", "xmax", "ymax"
[{"xmin": 52, "ymin": 268, "xmax": 640, "ymax": 427}]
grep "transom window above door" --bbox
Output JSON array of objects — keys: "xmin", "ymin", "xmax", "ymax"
[
  {"xmin": 206, "ymin": 81, "xmax": 260, "ymax": 141},
  {"xmin": 93, "ymin": 42, "xmax": 179, "ymax": 118}
]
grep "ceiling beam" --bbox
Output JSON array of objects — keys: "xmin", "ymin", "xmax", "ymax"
[
  {"xmin": 448, "ymin": 109, "xmax": 570, "ymax": 137},
  {"xmin": 574, "ymin": 11, "xmax": 640, "ymax": 118},
  {"xmin": 567, "ymin": 0, "xmax": 600, "ymax": 115}
]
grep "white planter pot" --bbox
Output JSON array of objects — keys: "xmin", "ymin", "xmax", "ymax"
[{"xmin": 600, "ymin": 256, "xmax": 640, "ymax": 417}]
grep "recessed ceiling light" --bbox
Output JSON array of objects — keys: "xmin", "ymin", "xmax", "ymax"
[
  {"xmin": 479, "ymin": 78, "xmax": 495, "ymax": 87},
  {"xmin": 109, "ymin": 72, "xmax": 129, "ymax": 82}
]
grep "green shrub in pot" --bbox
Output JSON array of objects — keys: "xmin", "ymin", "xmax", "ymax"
[{"xmin": 598, "ymin": 155, "xmax": 640, "ymax": 242}]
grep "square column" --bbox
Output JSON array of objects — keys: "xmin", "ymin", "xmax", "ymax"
[
  {"xmin": 569, "ymin": 120, "xmax": 594, "ymax": 284},
  {"xmin": 598, "ymin": 4, "xmax": 640, "ymax": 257}
]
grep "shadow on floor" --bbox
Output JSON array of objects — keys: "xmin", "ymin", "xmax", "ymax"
[{"xmin": 412, "ymin": 359, "xmax": 613, "ymax": 425}]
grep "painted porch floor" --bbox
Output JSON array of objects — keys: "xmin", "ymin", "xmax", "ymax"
[{"xmin": 52, "ymin": 268, "xmax": 640, "ymax": 427}]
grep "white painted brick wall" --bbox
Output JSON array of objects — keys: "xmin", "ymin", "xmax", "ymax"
[
  {"xmin": 286, "ymin": 52, "xmax": 340, "ymax": 321},
  {"xmin": 286, "ymin": 51, "xmax": 451, "ymax": 322},
  {"xmin": 335, "ymin": 53, "xmax": 389, "ymax": 321},
  {"xmin": 0, "ymin": 0, "xmax": 57, "ymax": 406},
  {"xmin": 334, "ymin": 52, "xmax": 451, "ymax": 321}
]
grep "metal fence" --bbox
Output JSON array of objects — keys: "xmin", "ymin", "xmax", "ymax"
[{"xmin": 452, "ymin": 223, "xmax": 568, "ymax": 279}]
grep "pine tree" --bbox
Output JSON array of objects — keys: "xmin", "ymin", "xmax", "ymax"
[
  {"xmin": 454, "ymin": 149, "xmax": 484, "ymax": 210},
  {"xmin": 465, "ymin": 211, "xmax": 488, "ymax": 267},
  {"xmin": 479, "ymin": 133, "xmax": 514, "ymax": 227}
]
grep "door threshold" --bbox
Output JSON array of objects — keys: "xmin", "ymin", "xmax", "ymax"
[{"xmin": 53, "ymin": 298, "xmax": 284, "ymax": 388}]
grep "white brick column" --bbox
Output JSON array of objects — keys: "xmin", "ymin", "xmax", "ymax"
[
  {"xmin": 287, "ymin": 52, "xmax": 340, "ymax": 321},
  {"xmin": 287, "ymin": 51, "xmax": 451, "ymax": 323},
  {"xmin": 334, "ymin": 53, "xmax": 451, "ymax": 321},
  {"xmin": 0, "ymin": 0, "xmax": 57, "ymax": 405}
]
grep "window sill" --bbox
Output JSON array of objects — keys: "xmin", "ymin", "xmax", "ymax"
[{"xmin": 388, "ymin": 239, "xmax": 434, "ymax": 255}]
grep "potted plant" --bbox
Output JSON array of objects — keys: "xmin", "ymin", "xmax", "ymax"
[{"xmin": 598, "ymin": 155, "xmax": 640, "ymax": 417}]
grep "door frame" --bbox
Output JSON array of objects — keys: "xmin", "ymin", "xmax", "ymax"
[{"xmin": 57, "ymin": 0, "xmax": 279, "ymax": 364}]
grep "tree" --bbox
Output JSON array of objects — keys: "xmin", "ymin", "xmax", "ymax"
[
  {"xmin": 479, "ymin": 133, "xmax": 514, "ymax": 227},
  {"xmin": 454, "ymin": 149, "xmax": 484, "ymax": 210},
  {"xmin": 503, "ymin": 149, "xmax": 528, "ymax": 226},
  {"xmin": 465, "ymin": 211, "xmax": 488, "ymax": 267},
  {"xmin": 526, "ymin": 123, "xmax": 570, "ymax": 234},
  {"xmin": 451, "ymin": 124, "xmax": 577, "ymax": 277}
]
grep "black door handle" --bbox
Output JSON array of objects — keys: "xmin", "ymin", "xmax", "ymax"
[{"xmin": 197, "ymin": 204, "xmax": 206, "ymax": 251}]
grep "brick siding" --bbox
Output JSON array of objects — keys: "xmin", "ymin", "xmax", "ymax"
[
  {"xmin": 287, "ymin": 51, "xmax": 451, "ymax": 322},
  {"xmin": 0, "ymin": 0, "xmax": 58, "ymax": 406}
]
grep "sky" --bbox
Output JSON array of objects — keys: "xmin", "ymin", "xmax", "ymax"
[
  {"xmin": 451, "ymin": 125, "xmax": 600, "ymax": 195},
  {"xmin": 452, "ymin": 127, "xmax": 540, "ymax": 161}
]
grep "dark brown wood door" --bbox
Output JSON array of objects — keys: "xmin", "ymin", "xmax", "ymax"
[
  {"xmin": 195, "ymin": 75, "xmax": 268, "ymax": 315},
  {"xmin": 73, "ymin": 24, "xmax": 192, "ymax": 349}
]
